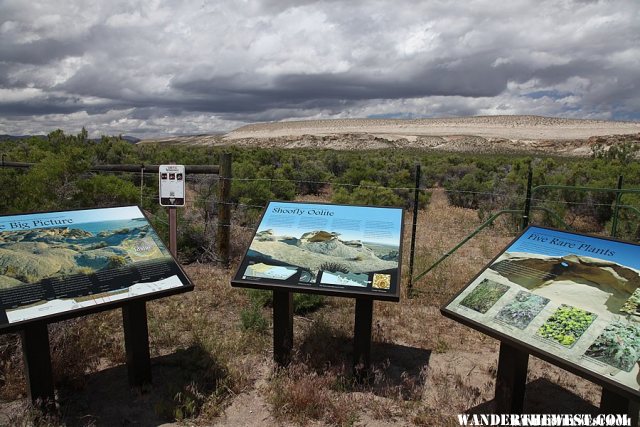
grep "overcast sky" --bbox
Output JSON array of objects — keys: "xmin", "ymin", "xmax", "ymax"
[{"xmin": 0, "ymin": 0, "xmax": 638, "ymax": 137}]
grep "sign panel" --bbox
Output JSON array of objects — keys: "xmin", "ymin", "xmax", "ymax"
[
  {"xmin": 0, "ymin": 206, "xmax": 192, "ymax": 330},
  {"xmin": 159, "ymin": 164, "xmax": 185, "ymax": 206},
  {"xmin": 232, "ymin": 201, "xmax": 404, "ymax": 301},
  {"xmin": 443, "ymin": 225, "xmax": 640, "ymax": 397}
]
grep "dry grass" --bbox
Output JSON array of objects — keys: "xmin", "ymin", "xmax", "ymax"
[{"xmin": 0, "ymin": 189, "xmax": 602, "ymax": 425}]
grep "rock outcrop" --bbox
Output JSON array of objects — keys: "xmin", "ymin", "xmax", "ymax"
[
  {"xmin": 0, "ymin": 225, "xmax": 158, "ymax": 286},
  {"xmin": 491, "ymin": 254, "xmax": 640, "ymax": 296},
  {"xmin": 249, "ymin": 230, "xmax": 397, "ymax": 274}
]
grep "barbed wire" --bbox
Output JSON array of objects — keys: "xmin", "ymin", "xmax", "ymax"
[{"xmin": 6, "ymin": 161, "xmax": 640, "ymax": 222}]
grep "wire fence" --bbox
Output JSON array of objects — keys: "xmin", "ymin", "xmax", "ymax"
[{"xmin": 3, "ymin": 160, "xmax": 640, "ymax": 287}]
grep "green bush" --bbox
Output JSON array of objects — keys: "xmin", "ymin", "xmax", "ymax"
[
  {"xmin": 240, "ymin": 303, "xmax": 269, "ymax": 333},
  {"xmin": 246, "ymin": 289, "xmax": 325, "ymax": 315}
]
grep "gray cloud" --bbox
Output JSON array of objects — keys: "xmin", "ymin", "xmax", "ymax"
[{"xmin": 0, "ymin": 0, "xmax": 638, "ymax": 137}]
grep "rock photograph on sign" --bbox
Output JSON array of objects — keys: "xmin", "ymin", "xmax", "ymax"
[
  {"xmin": 234, "ymin": 201, "xmax": 403, "ymax": 300},
  {"xmin": 0, "ymin": 206, "xmax": 191, "ymax": 327},
  {"xmin": 444, "ymin": 226, "xmax": 640, "ymax": 396}
]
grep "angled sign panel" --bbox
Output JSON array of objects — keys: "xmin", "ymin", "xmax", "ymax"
[
  {"xmin": 443, "ymin": 225, "xmax": 640, "ymax": 397},
  {"xmin": 233, "ymin": 201, "xmax": 404, "ymax": 301},
  {"xmin": 0, "ymin": 206, "xmax": 192, "ymax": 331}
]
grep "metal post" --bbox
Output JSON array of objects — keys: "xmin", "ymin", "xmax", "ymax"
[
  {"xmin": 521, "ymin": 165, "xmax": 533, "ymax": 230},
  {"xmin": 273, "ymin": 290, "xmax": 293, "ymax": 366},
  {"xmin": 169, "ymin": 206, "xmax": 177, "ymax": 257},
  {"xmin": 600, "ymin": 388, "xmax": 639, "ymax": 426},
  {"xmin": 21, "ymin": 323, "xmax": 55, "ymax": 408},
  {"xmin": 494, "ymin": 342, "xmax": 529, "ymax": 414},
  {"xmin": 611, "ymin": 175, "xmax": 623, "ymax": 238},
  {"xmin": 217, "ymin": 153, "xmax": 232, "ymax": 265},
  {"xmin": 122, "ymin": 301, "xmax": 152, "ymax": 387},
  {"xmin": 407, "ymin": 164, "xmax": 421, "ymax": 296},
  {"xmin": 139, "ymin": 166, "xmax": 145, "ymax": 207},
  {"xmin": 353, "ymin": 298, "xmax": 374, "ymax": 381}
]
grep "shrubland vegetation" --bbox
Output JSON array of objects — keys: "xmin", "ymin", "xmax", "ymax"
[
  {"xmin": 2, "ymin": 130, "xmax": 639, "ymax": 256},
  {"xmin": 0, "ymin": 130, "xmax": 638, "ymax": 425}
]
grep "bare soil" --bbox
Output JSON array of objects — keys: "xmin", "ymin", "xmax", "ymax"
[{"xmin": 0, "ymin": 189, "xmax": 604, "ymax": 426}]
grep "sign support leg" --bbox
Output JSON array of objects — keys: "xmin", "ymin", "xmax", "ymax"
[
  {"xmin": 353, "ymin": 298, "xmax": 373, "ymax": 381},
  {"xmin": 273, "ymin": 290, "xmax": 293, "ymax": 366},
  {"xmin": 494, "ymin": 342, "xmax": 529, "ymax": 414},
  {"xmin": 600, "ymin": 388, "xmax": 639, "ymax": 426},
  {"xmin": 21, "ymin": 323, "xmax": 55, "ymax": 408},
  {"xmin": 169, "ymin": 206, "xmax": 177, "ymax": 257},
  {"xmin": 122, "ymin": 301, "xmax": 152, "ymax": 387}
]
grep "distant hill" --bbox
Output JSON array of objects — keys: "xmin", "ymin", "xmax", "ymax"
[
  {"xmin": 118, "ymin": 136, "xmax": 141, "ymax": 144},
  {"xmin": 0, "ymin": 134, "xmax": 46, "ymax": 141},
  {"xmin": 0, "ymin": 134, "xmax": 140, "ymax": 143},
  {"xmin": 139, "ymin": 115, "xmax": 640, "ymax": 157}
]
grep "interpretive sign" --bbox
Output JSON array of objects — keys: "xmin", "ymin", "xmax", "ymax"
[
  {"xmin": 232, "ymin": 201, "xmax": 404, "ymax": 301},
  {"xmin": 0, "ymin": 206, "xmax": 193, "ymax": 331},
  {"xmin": 159, "ymin": 164, "xmax": 185, "ymax": 206},
  {"xmin": 443, "ymin": 225, "xmax": 640, "ymax": 397}
]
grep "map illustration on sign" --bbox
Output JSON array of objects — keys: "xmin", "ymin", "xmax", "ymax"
[
  {"xmin": 0, "ymin": 206, "xmax": 192, "ymax": 328},
  {"xmin": 233, "ymin": 201, "xmax": 403, "ymax": 301},
  {"xmin": 443, "ymin": 226, "xmax": 640, "ymax": 396}
]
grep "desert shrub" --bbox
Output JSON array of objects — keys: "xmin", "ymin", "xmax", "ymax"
[
  {"xmin": 267, "ymin": 363, "xmax": 357, "ymax": 425},
  {"xmin": 291, "ymin": 159, "xmax": 330, "ymax": 195},
  {"xmin": 240, "ymin": 303, "xmax": 269, "ymax": 333},
  {"xmin": 177, "ymin": 222, "xmax": 214, "ymax": 263},
  {"xmin": 0, "ymin": 333, "xmax": 25, "ymax": 400},
  {"xmin": 592, "ymin": 138, "xmax": 640, "ymax": 164},
  {"xmin": 246, "ymin": 289, "xmax": 325, "ymax": 315},
  {"xmin": 153, "ymin": 345, "xmax": 236, "ymax": 422},
  {"xmin": 74, "ymin": 174, "xmax": 139, "ymax": 207},
  {"xmin": 332, "ymin": 180, "xmax": 405, "ymax": 207},
  {"xmin": 293, "ymin": 293, "xmax": 325, "ymax": 315}
]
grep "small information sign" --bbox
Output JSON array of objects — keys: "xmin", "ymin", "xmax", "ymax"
[
  {"xmin": 442, "ymin": 225, "xmax": 640, "ymax": 398},
  {"xmin": 232, "ymin": 201, "xmax": 404, "ymax": 301},
  {"xmin": 159, "ymin": 164, "xmax": 185, "ymax": 206}
]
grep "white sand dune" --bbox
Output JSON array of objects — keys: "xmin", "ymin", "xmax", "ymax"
[
  {"xmin": 224, "ymin": 115, "xmax": 640, "ymax": 140},
  {"xmin": 139, "ymin": 115, "xmax": 640, "ymax": 156}
]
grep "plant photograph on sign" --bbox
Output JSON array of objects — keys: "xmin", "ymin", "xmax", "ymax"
[
  {"xmin": 584, "ymin": 322, "xmax": 640, "ymax": 372},
  {"xmin": 494, "ymin": 291, "xmax": 550, "ymax": 329},
  {"xmin": 620, "ymin": 288, "xmax": 640, "ymax": 318},
  {"xmin": 372, "ymin": 273, "xmax": 391, "ymax": 290},
  {"xmin": 537, "ymin": 304, "xmax": 597, "ymax": 348},
  {"xmin": 459, "ymin": 279, "xmax": 510, "ymax": 314}
]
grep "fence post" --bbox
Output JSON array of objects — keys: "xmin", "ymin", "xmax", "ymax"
[
  {"xmin": 217, "ymin": 153, "xmax": 232, "ymax": 265},
  {"xmin": 611, "ymin": 175, "xmax": 624, "ymax": 238},
  {"xmin": 521, "ymin": 165, "xmax": 533, "ymax": 231},
  {"xmin": 407, "ymin": 163, "xmax": 421, "ymax": 297}
]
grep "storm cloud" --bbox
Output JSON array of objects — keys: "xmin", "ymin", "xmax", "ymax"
[{"xmin": 0, "ymin": 0, "xmax": 638, "ymax": 137}]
